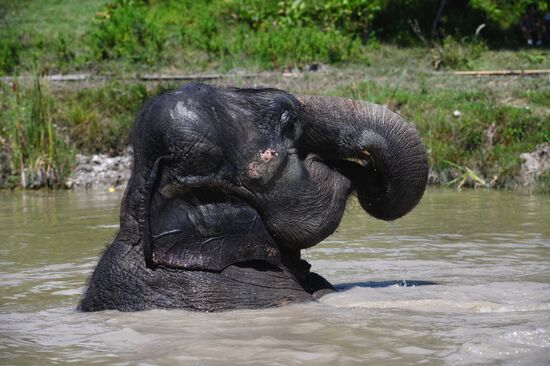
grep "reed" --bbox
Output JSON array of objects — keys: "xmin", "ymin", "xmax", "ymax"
[{"xmin": 3, "ymin": 77, "xmax": 75, "ymax": 188}]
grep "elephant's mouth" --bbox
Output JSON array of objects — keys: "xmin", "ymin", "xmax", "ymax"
[{"xmin": 336, "ymin": 151, "xmax": 387, "ymax": 203}]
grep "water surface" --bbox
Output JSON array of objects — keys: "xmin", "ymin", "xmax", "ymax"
[{"xmin": 1, "ymin": 188, "xmax": 549, "ymax": 365}]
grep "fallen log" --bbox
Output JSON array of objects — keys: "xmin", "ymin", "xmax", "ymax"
[
  {"xmin": 45, "ymin": 73, "xmax": 91, "ymax": 81},
  {"xmin": 139, "ymin": 73, "xmax": 260, "ymax": 81},
  {"xmin": 453, "ymin": 69, "xmax": 550, "ymax": 76}
]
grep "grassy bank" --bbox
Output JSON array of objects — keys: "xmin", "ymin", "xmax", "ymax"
[{"xmin": 1, "ymin": 60, "xmax": 549, "ymax": 191}]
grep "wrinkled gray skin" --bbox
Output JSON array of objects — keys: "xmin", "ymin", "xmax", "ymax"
[{"xmin": 79, "ymin": 83, "xmax": 428, "ymax": 312}]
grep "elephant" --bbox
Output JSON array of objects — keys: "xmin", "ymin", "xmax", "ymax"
[{"xmin": 78, "ymin": 83, "xmax": 428, "ymax": 312}]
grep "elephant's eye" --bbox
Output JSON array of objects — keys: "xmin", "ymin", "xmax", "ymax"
[
  {"xmin": 280, "ymin": 109, "xmax": 300, "ymax": 140},
  {"xmin": 279, "ymin": 110, "xmax": 293, "ymax": 137},
  {"xmin": 280, "ymin": 110, "xmax": 290, "ymax": 125}
]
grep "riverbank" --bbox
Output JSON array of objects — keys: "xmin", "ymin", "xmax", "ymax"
[
  {"xmin": 1, "ymin": 63, "xmax": 549, "ymax": 193},
  {"xmin": 2, "ymin": 1, "xmax": 549, "ymax": 192}
]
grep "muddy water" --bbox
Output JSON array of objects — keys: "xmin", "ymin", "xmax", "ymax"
[{"xmin": 1, "ymin": 189, "xmax": 549, "ymax": 365}]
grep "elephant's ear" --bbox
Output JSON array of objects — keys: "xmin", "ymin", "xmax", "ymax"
[{"xmin": 138, "ymin": 157, "xmax": 281, "ymax": 271}]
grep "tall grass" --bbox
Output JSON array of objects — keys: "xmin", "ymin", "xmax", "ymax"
[
  {"xmin": 58, "ymin": 81, "xmax": 149, "ymax": 155},
  {"xmin": 1, "ymin": 78, "xmax": 75, "ymax": 188}
]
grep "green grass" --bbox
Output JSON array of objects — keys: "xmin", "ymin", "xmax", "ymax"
[
  {"xmin": 2, "ymin": 0, "xmax": 550, "ymax": 76},
  {"xmin": 4, "ymin": 0, "xmax": 105, "ymax": 38},
  {"xmin": 1, "ymin": 0, "xmax": 107, "ymax": 73}
]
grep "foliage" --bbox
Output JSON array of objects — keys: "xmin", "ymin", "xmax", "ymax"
[
  {"xmin": 0, "ymin": 37, "xmax": 20, "ymax": 75},
  {"xmin": 469, "ymin": 0, "xmax": 547, "ymax": 29},
  {"xmin": 180, "ymin": 3, "xmax": 229, "ymax": 58},
  {"xmin": 221, "ymin": 0, "xmax": 279, "ymax": 30},
  {"xmin": 519, "ymin": 50, "xmax": 545, "ymax": 65},
  {"xmin": 55, "ymin": 35, "xmax": 76, "ymax": 65},
  {"xmin": 442, "ymin": 160, "xmax": 489, "ymax": 189},
  {"xmin": 88, "ymin": 0, "xmax": 165, "ymax": 64},
  {"xmin": 3, "ymin": 0, "xmax": 550, "ymax": 73},
  {"xmin": 238, "ymin": 24, "xmax": 364, "ymax": 68},
  {"xmin": 175, "ymin": 0, "xmax": 373, "ymax": 70},
  {"xmin": 223, "ymin": 0, "xmax": 380, "ymax": 36},
  {"xmin": 374, "ymin": 0, "xmax": 547, "ymax": 46},
  {"xmin": 431, "ymin": 36, "xmax": 487, "ymax": 70},
  {"xmin": 0, "ymin": 79, "xmax": 75, "ymax": 187},
  {"xmin": 0, "ymin": 79, "xmax": 154, "ymax": 188}
]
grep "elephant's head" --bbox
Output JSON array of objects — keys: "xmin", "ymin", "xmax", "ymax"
[{"xmin": 120, "ymin": 83, "xmax": 428, "ymax": 272}]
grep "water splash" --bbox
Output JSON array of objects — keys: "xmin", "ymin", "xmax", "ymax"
[{"xmin": 390, "ymin": 221, "xmax": 408, "ymax": 287}]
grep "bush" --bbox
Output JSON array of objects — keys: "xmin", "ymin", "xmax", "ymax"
[
  {"xmin": 181, "ymin": 3, "xmax": 229, "ymax": 59},
  {"xmin": 374, "ymin": 0, "xmax": 547, "ymax": 46},
  {"xmin": 239, "ymin": 24, "xmax": 364, "ymax": 69},
  {"xmin": 469, "ymin": 0, "xmax": 547, "ymax": 29},
  {"xmin": 178, "ymin": 0, "xmax": 370, "ymax": 70},
  {"xmin": 5, "ymin": 0, "xmax": 550, "ymax": 74},
  {"xmin": 88, "ymin": 0, "xmax": 165, "ymax": 64},
  {"xmin": 223, "ymin": 0, "xmax": 381, "ymax": 36},
  {"xmin": 0, "ymin": 37, "xmax": 20, "ymax": 75},
  {"xmin": 431, "ymin": 36, "xmax": 487, "ymax": 70}
]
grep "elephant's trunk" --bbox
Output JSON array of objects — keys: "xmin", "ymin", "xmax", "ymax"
[{"xmin": 298, "ymin": 95, "xmax": 428, "ymax": 221}]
